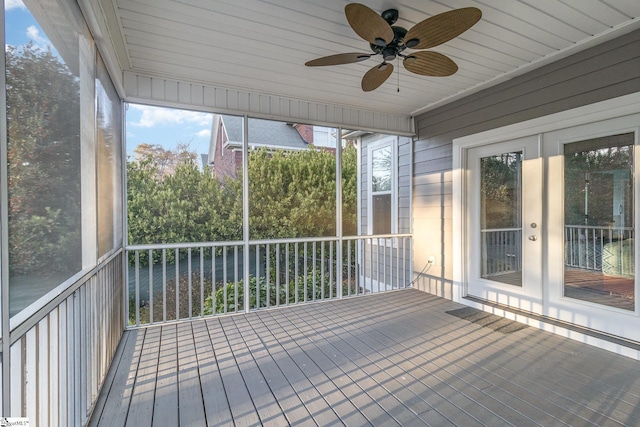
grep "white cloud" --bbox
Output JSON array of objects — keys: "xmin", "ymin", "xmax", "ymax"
[
  {"xmin": 197, "ymin": 129, "xmax": 211, "ymax": 138},
  {"xmin": 129, "ymin": 104, "xmax": 212, "ymax": 128},
  {"xmin": 6, "ymin": 0, "xmax": 26, "ymax": 10},
  {"xmin": 26, "ymin": 25, "xmax": 53, "ymax": 51}
]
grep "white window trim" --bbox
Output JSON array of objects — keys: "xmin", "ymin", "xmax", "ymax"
[{"xmin": 367, "ymin": 136, "xmax": 398, "ymax": 236}]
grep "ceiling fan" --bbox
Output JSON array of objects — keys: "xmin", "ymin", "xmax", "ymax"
[{"xmin": 305, "ymin": 3, "xmax": 482, "ymax": 92}]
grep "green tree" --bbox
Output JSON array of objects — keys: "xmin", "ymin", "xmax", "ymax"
[{"xmin": 128, "ymin": 143, "xmax": 357, "ymax": 247}]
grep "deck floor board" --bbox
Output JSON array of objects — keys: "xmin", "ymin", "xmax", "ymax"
[{"xmin": 92, "ymin": 289, "xmax": 640, "ymax": 426}]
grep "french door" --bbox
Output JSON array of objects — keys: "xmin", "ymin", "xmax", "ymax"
[
  {"xmin": 544, "ymin": 117, "xmax": 638, "ymax": 339},
  {"xmin": 467, "ymin": 136, "xmax": 543, "ymax": 313},
  {"xmin": 465, "ymin": 116, "xmax": 640, "ymax": 340}
]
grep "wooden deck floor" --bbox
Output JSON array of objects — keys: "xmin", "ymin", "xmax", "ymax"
[{"xmin": 90, "ymin": 289, "xmax": 640, "ymax": 426}]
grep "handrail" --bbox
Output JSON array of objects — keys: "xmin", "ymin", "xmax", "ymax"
[{"xmin": 125, "ymin": 233, "xmax": 413, "ymax": 251}]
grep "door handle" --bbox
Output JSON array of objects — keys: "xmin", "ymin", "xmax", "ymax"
[{"xmin": 528, "ymin": 235, "xmax": 537, "ymax": 241}]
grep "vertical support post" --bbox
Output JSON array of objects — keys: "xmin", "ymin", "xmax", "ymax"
[
  {"xmin": 243, "ymin": 115, "xmax": 250, "ymax": 313},
  {"xmin": 336, "ymin": 127, "xmax": 343, "ymax": 299},
  {"xmin": 0, "ymin": 0, "xmax": 12, "ymax": 411}
]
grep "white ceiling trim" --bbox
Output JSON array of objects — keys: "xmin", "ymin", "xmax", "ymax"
[{"xmin": 123, "ymin": 71, "xmax": 415, "ymax": 135}]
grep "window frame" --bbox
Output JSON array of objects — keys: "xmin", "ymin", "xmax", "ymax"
[{"xmin": 367, "ymin": 136, "xmax": 397, "ymax": 236}]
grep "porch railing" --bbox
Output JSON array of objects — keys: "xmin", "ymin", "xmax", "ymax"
[
  {"xmin": 125, "ymin": 234, "xmax": 412, "ymax": 327},
  {"xmin": 565, "ymin": 225, "xmax": 634, "ymax": 274},
  {"xmin": 481, "ymin": 228, "xmax": 522, "ymax": 277},
  {"xmin": 481, "ymin": 225, "xmax": 634, "ymax": 277}
]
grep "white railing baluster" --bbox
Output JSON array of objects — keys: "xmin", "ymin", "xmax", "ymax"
[
  {"xmin": 125, "ymin": 234, "xmax": 412, "ymax": 326},
  {"xmin": 347, "ymin": 240, "xmax": 352, "ymax": 296},
  {"xmin": 234, "ymin": 245, "xmax": 239, "ymax": 312},
  {"xmin": 329, "ymin": 241, "xmax": 334, "ymax": 299},
  {"xmin": 135, "ymin": 251, "xmax": 140, "ymax": 326},
  {"xmin": 254, "ymin": 245, "xmax": 260, "ymax": 309},
  {"xmin": 303, "ymin": 242, "xmax": 308, "ymax": 302},
  {"xmin": 312, "ymin": 242, "xmax": 317, "ymax": 301},
  {"xmin": 321, "ymin": 241, "xmax": 325, "ymax": 300},
  {"xmin": 276, "ymin": 243, "xmax": 280, "ymax": 306},
  {"xmin": 285, "ymin": 243, "xmax": 290, "ymax": 305},
  {"xmin": 162, "ymin": 249, "xmax": 167, "ymax": 322},
  {"xmin": 295, "ymin": 243, "xmax": 299, "ymax": 304},
  {"xmin": 200, "ymin": 248, "xmax": 204, "ymax": 317},
  {"xmin": 223, "ymin": 246, "xmax": 228, "ymax": 314},
  {"xmin": 175, "ymin": 248, "xmax": 180, "ymax": 319},
  {"xmin": 148, "ymin": 249, "xmax": 153, "ymax": 324},
  {"xmin": 188, "ymin": 248, "xmax": 192, "ymax": 319},
  {"xmin": 266, "ymin": 244, "xmax": 271, "ymax": 308}
]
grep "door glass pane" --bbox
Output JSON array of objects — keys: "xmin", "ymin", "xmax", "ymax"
[
  {"xmin": 372, "ymin": 146, "xmax": 392, "ymax": 191},
  {"xmin": 564, "ymin": 133, "xmax": 634, "ymax": 310},
  {"xmin": 480, "ymin": 152, "xmax": 523, "ymax": 286},
  {"xmin": 373, "ymin": 194, "xmax": 391, "ymax": 234}
]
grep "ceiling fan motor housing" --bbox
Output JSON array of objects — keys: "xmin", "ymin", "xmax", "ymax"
[{"xmin": 373, "ymin": 24, "xmax": 408, "ymax": 61}]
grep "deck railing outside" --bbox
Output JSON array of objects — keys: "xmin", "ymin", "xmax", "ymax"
[
  {"xmin": 481, "ymin": 225, "xmax": 634, "ymax": 277},
  {"xmin": 126, "ymin": 234, "xmax": 412, "ymax": 327},
  {"xmin": 565, "ymin": 225, "xmax": 633, "ymax": 272},
  {"xmin": 481, "ymin": 228, "xmax": 522, "ymax": 277}
]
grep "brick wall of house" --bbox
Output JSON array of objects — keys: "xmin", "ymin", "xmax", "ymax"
[
  {"xmin": 212, "ymin": 118, "xmax": 242, "ymax": 180},
  {"xmin": 294, "ymin": 124, "xmax": 314, "ymax": 144}
]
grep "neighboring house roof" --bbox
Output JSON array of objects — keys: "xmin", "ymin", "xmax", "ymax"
[
  {"xmin": 208, "ymin": 114, "xmax": 312, "ymax": 171},
  {"xmin": 220, "ymin": 114, "xmax": 308, "ymax": 150}
]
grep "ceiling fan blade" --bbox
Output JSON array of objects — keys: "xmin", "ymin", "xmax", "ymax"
[
  {"xmin": 404, "ymin": 7, "xmax": 481, "ymax": 50},
  {"xmin": 345, "ymin": 3, "xmax": 394, "ymax": 47},
  {"xmin": 361, "ymin": 63, "xmax": 393, "ymax": 92},
  {"xmin": 305, "ymin": 52, "xmax": 372, "ymax": 67},
  {"xmin": 403, "ymin": 51, "xmax": 458, "ymax": 76}
]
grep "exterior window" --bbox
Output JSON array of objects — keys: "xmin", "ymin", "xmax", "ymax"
[{"xmin": 370, "ymin": 143, "xmax": 394, "ymax": 234}]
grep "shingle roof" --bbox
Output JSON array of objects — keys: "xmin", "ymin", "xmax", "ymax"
[{"xmin": 221, "ymin": 115, "xmax": 308, "ymax": 149}]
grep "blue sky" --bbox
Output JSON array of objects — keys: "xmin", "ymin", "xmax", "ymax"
[
  {"xmin": 125, "ymin": 104, "xmax": 213, "ymax": 158},
  {"xmin": 5, "ymin": 0, "xmax": 56, "ymax": 53},
  {"xmin": 6, "ymin": 0, "xmax": 213, "ymax": 160}
]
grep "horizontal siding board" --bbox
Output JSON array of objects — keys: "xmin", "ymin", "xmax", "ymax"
[
  {"xmin": 417, "ymin": 30, "xmax": 640, "ymax": 137},
  {"xmin": 413, "ymin": 144, "xmax": 452, "ymax": 164},
  {"xmin": 413, "ymin": 157, "xmax": 453, "ymax": 175},
  {"xmin": 418, "ymin": 29, "xmax": 640, "ymax": 129}
]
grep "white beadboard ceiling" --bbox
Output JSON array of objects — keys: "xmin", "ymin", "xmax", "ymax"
[{"xmin": 96, "ymin": 0, "xmax": 640, "ymax": 118}]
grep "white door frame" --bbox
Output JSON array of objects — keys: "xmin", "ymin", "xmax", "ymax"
[
  {"xmin": 454, "ymin": 91, "xmax": 640, "ymax": 305},
  {"xmin": 466, "ymin": 136, "xmax": 544, "ymax": 314}
]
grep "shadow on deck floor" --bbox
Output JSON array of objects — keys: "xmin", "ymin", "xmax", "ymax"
[{"xmin": 90, "ymin": 289, "xmax": 640, "ymax": 427}]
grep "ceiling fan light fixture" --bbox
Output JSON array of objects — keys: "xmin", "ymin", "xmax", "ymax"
[
  {"xmin": 382, "ymin": 47, "xmax": 397, "ymax": 61},
  {"xmin": 404, "ymin": 55, "xmax": 417, "ymax": 63},
  {"xmin": 378, "ymin": 63, "xmax": 389, "ymax": 71},
  {"xmin": 374, "ymin": 37, "xmax": 387, "ymax": 46},
  {"xmin": 405, "ymin": 38, "xmax": 420, "ymax": 48}
]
